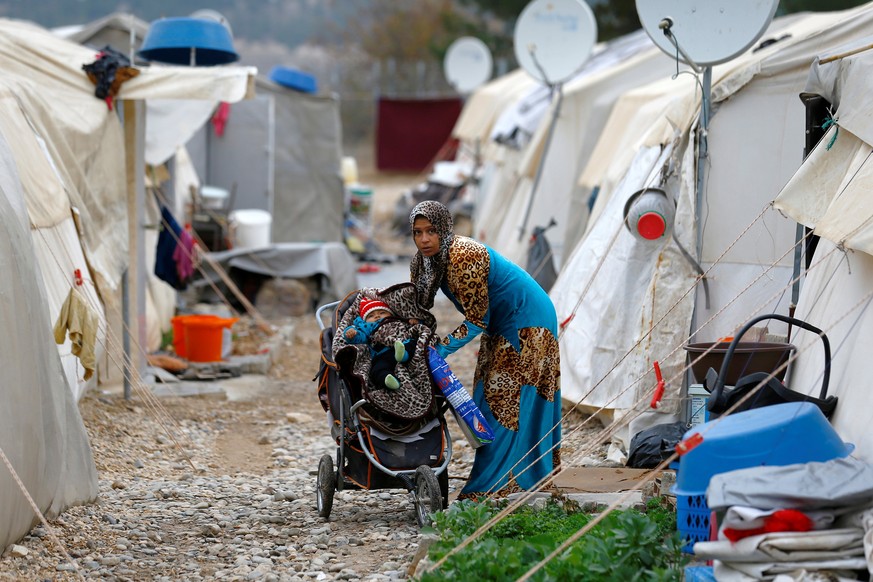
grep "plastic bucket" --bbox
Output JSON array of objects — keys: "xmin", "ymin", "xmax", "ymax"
[
  {"xmin": 230, "ymin": 209, "xmax": 272, "ymax": 249},
  {"xmin": 200, "ymin": 185, "xmax": 229, "ymax": 210},
  {"xmin": 181, "ymin": 315, "xmax": 238, "ymax": 362},
  {"xmin": 170, "ymin": 314, "xmax": 204, "ymax": 358}
]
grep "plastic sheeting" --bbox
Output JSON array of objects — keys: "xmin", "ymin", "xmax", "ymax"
[
  {"xmin": 0, "ymin": 125, "xmax": 98, "ymax": 553},
  {"xmin": 196, "ymin": 242, "xmax": 358, "ymax": 304},
  {"xmin": 707, "ymin": 457, "xmax": 873, "ymax": 511},
  {"xmin": 550, "ymin": 143, "xmax": 697, "ymax": 418}
]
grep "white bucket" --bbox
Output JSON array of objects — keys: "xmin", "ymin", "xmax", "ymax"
[{"xmin": 230, "ymin": 209, "xmax": 272, "ymax": 249}]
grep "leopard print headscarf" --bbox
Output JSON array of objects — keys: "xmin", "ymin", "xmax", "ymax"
[{"xmin": 409, "ymin": 200, "xmax": 454, "ymax": 309}]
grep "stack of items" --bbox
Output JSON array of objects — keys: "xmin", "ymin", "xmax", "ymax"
[
  {"xmin": 674, "ymin": 402, "xmax": 854, "ymax": 554},
  {"xmin": 694, "ymin": 457, "xmax": 873, "ymax": 581}
]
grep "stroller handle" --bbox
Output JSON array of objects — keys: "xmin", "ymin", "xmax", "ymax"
[{"xmin": 315, "ymin": 300, "xmax": 341, "ymax": 331}]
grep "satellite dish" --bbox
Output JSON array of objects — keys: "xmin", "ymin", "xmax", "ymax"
[
  {"xmin": 513, "ymin": 0, "xmax": 597, "ymax": 85},
  {"xmin": 636, "ymin": 0, "xmax": 779, "ymax": 67},
  {"xmin": 191, "ymin": 9, "xmax": 234, "ymax": 37},
  {"xmin": 444, "ymin": 37, "xmax": 493, "ymax": 94}
]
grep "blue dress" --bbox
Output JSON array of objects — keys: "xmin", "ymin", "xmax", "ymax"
[{"xmin": 437, "ymin": 236, "xmax": 561, "ymax": 498}]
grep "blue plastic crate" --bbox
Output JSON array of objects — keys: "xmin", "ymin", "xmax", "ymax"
[
  {"xmin": 684, "ymin": 565, "xmax": 716, "ymax": 581},
  {"xmin": 676, "ymin": 492, "xmax": 710, "ymax": 553}
]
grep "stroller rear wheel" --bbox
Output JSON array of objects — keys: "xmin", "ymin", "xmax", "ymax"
[
  {"xmin": 413, "ymin": 466, "xmax": 443, "ymax": 527},
  {"xmin": 317, "ymin": 454, "xmax": 336, "ymax": 519}
]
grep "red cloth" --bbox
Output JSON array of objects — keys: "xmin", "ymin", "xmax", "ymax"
[
  {"xmin": 722, "ymin": 509, "xmax": 814, "ymax": 542},
  {"xmin": 211, "ymin": 102, "xmax": 231, "ymax": 137},
  {"xmin": 376, "ymin": 98, "xmax": 462, "ymax": 171},
  {"xmin": 173, "ymin": 228, "xmax": 196, "ymax": 283}
]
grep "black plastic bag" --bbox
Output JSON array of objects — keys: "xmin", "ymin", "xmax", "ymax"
[{"xmin": 627, "ymin": 421, "xmax": 687, "ymax": 469}]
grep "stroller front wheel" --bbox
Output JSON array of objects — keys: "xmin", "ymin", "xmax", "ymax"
[
  {"xmin": 317, "ymin": 454, "xmax": 336, "ymax": 519},
  {"xmin": 413, "ymin": 466, "xmax": 443, "ymax": 527}
]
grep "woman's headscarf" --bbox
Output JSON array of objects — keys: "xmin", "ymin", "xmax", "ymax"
[{"xmin": 409, "ymin": 200, "xmax": 454, "ymax": 308}]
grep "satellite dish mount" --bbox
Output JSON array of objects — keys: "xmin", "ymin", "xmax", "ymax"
[{"xmin": 513, "ymin": 0, "xmax": 598, "ymax": 241}]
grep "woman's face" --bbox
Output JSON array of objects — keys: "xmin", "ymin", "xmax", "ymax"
[{"xmin": 412, "ymin": 217, "xmax": 440, "ymax": 257}]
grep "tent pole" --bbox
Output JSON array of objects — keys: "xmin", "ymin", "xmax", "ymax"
[
  {"xmin": 518, "ymin": 82, "xmax": 563, "ymax": 241},
  {"xmin": 694, "ymin": 67, "xmax": 712, "ymax": 262},
  {"xmin": 123, "ymin": 99, "xmax": 147, "ymax": 399}
]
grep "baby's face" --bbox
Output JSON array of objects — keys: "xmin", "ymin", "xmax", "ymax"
[{"xmin": 364, "ymin": 309, "xmax": 392, "ymax": 323}]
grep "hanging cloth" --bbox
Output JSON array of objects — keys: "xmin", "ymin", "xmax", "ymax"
[
  {"xmin": 53, "ymin": 286, "xmax": 98, "ymax": 380},
  {"xmin": 155, "ymin": 205, "xmax": 188, "ymax": 290}
]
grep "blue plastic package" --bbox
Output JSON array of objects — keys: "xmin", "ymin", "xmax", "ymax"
[{"xmin": 427, "ymin": 347, "xmax": 494, "ymax": 446}]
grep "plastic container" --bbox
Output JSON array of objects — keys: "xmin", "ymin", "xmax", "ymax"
[
  {"xmin": 684, "ymin": 341, "xmax": 794, "ymax": 385},
  {"xmin": 348, "ymin": 186, "xmax": 373, "ymax": 221},
  {"xmin": 182, "ymin": 315, "xmax": 238, "ymax": 362},
  {"xmin": 686, "ymin": 384, "xmax": 710, "ymax": 428},
  {"xmin": 675, "ymin": 402, "xmax": 852, "ymax": 495},
  {"xmin": 269, "ymin": 66, "xmax": 317, "ymax": 94},
  {"xmin": 200, "ymin": 185, "xmax": 229, "ymax": 210},
  {"xmin": 676, "ymin": 493, "xmax": 711, "ymax": 553},
  {"xmin": 672, "ymin": 402, "xmax": 852, "ymax": 553},
  {"xmin": 623, "ymin": 187, "xmax": 675, "ymax": 240},
  {"xmin": 229, "ymin": 209, "xmax": 271, "ymax": 249}
]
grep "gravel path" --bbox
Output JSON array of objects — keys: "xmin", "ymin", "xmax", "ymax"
[{"xmin": 0, "ymin": 209, "xmax": 604, "ymax": 581}]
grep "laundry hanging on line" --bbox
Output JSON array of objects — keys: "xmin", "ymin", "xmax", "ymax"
[
  {"xmin": 53, "ymin": 286, "xmax": 98, "ymax": 380},
  {"xmin": 155, "ymin": 205, "xmax": 197, "ymax": 290}
]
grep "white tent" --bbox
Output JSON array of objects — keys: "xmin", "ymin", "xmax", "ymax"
[
  {"xmin": 460, "ymin": 30, "xmax": 679, "ymax": 267},
  {"xmin": 0, "ymin": 121, "xmax": 99, "ymax": 556},
  {"xmin": 549, "ymin": 6, "xmax": 873, "ymax": 452},
  {"xmin": 0, "ymin": 16, "xmax": 254, "ymax": 552},
  {"xmin": 774, "ymin": 32, "xmax": 873, "ymax": 463}
]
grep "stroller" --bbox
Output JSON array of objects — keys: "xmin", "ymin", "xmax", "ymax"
[{"xmin": 313, "ymin": 284, "xmax": 452, "ymax": 527}]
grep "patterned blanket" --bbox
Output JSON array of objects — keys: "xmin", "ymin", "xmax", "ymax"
[{"xmin": 332, "ymin": 284, "xmax": 439, "ymax": 421}]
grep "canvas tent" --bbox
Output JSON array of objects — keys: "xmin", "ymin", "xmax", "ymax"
[
  {"xmin": 63, "ymin": 12, "xmax": 346, "ymax": 245},
  {"xmin": 0, "ymin": 15, "xmax": 254, "ymax": 552},
  {"xmin": 773, "ymin": 32, "xmax": 873, "ymax": 463},
  {"xmin": 548, "ymin": 6, "xmax": 873, "ymax": 453},
  {"xmin": 0, "ymin": 120, "xmax": 99, "ymax": 557},
  {"xmin": 456, "ymin": 30, "xmax": 679, "ymax": 268}
]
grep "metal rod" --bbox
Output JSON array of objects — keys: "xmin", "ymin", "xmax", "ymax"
[
  {"xmin": 518, "ymin": 83, "xmax": 563, "ymax": 241},
  {"xmin": 122, "ymin": 269, "xmax": 131, "ymax": 400}
]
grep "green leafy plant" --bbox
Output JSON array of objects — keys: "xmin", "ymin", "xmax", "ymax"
[{"xmin": 417, "ymin": 497, "xmax": 688, "ymax": 582}]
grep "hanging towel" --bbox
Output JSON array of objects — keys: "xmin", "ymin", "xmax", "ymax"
[
  {"xmin": 155, "ymin": 205, "xmax": 187, "ymax": 290},
  {"xmin": 53, "ymin": 286, "xmax": 98, "ymax": 380},
  {"xmin": 173, "ymin": 227, "xmax": 196, "ymax": 284}
]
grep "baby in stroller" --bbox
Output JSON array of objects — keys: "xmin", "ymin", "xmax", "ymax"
[
  {"xmin": 316, "ymin": 283, "xmax": 451, "ymax": 526},
  {"xmin": 332, "ymin": 286, "xmax": 438, "ymax": 424},
  {"xmin": 342, "ymin": 297, "xmax": 419, "ymax": 391}
]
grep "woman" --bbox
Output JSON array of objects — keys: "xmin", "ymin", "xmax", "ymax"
[{"xmin": 409, "ymin": 200, "xmax": 561, "ymax": 500}]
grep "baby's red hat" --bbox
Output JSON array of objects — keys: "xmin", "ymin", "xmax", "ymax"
[{"xmin": 359, "ymin": 297, "xmax": 392, "ymax": 319}]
